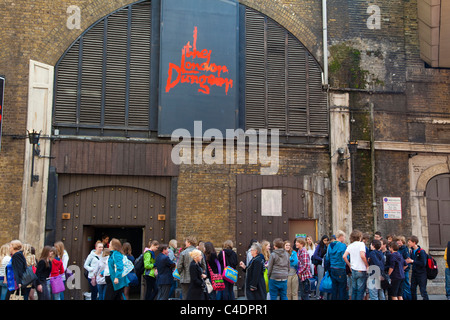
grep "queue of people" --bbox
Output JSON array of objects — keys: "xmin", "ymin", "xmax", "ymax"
[
  {"xmin": 0, "ymin": 239, "xmax": 69, "ymax": 300},
  {"xmin": 1, "ymin": 232, "xmax": 447, "ymax": 301}
]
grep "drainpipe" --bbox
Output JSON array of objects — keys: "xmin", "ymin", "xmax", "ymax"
[
  {"xmin": 370, "ymin": 102, "xmax": 377, "ymax": 233},
  {"xmin": 322, "ymin": 0, "xmax": 328, "ymax": 86}
]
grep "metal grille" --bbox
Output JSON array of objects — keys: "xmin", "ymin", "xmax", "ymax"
[{"xmin": 244, "ymin": 7, "xmax": 328, "ymax": 137}]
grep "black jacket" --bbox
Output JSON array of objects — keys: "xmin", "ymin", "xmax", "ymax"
[
  {"xmin": 218, "ymin": 249, "xmax": 237, "ymax": 270},
  {"xmin": 244, "ymin": 254, "xmax": 266, "ymax": 300},
  {"xmin": 186, "ymin": 260, "xmax": 208, "ymax": 300},
  {"xmin": 11, "ymin": 251, "xmax": 27, "ymax": 286}
]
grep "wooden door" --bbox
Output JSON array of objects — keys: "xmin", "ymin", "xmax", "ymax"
[
  {"xmin": 426, "ymin": 174, "xmax": 450, "ymax": 249},
  {"xmin": 55, "ymin": 174, "xmax": 171, "ymax": 299}
]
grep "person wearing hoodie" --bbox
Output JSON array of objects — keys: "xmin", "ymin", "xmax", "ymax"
[
  {"xmin": 367, "ymin": 239, "xmax": 385, "ymax": 300},
  {"xmin": 105, "ymin": 238, "xmax": 130, "ymax": 300},
  {"xmin": 325, "ymin": 230, "xmax": 348, "ymax": 300},
  {"xmin": 92, "ymin": 248, "xmax": 110, "ymax": 300},
  {"xmin": 218, "ymin": 240, "xmax": 238, "ymax": 300},
  {"xmin": 267, "ymin": 238, "xmax": 289, "ymax": 300},
  {"xmin": 143, "ymin": 240, "xmax": 159, "ymax": 300},
  {"xmin": 83, "ymin": 241, "xmax": 103, "ymax": 300}
]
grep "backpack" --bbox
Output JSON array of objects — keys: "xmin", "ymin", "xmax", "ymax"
[
  {"xmin": 425, "ymin": 252, "xmax": 438, "ymax": 280},
  {"xmin": 134, "ymin": 253, "xmax": 144, "ymax": 277},
  {"xmin": 418, "ymin": 249, "xmax": 438, "ymax": 280}
]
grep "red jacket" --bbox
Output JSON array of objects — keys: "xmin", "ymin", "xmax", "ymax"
[{"xmin": 50, "ymin": 258, "xmax": 64, "ymax": 277}]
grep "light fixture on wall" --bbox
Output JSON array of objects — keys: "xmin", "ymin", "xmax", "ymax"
[
  {"xmin": 338, "ymin": 141, "xmax": 358, "ymax": 191},
  {"xmin": 27, "ymin": 129, "xmax": 41, "ymax": 187},
  {"xmin": 338, "ymin": 141, "xmax": 358, "ymax": 164}
]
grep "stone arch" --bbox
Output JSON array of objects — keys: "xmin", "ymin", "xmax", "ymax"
[
  {"xmin": 410, "ymin": 159, "xmax": 450, "ymax": 251},
  {"xmin": 34, "ymin": 0, "xmax": 322, "ymax": 68},
  {"xmin": 240, "ymin": 0, "xmax": 322, "ymax": 66},
  {"xmin": 417, "ymin": 163, "xmax": 450, "ymax": 192}
]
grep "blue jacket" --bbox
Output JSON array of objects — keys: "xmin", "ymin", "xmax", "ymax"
[
  {"xmin": 326, "ymin": 241, "xmax": 347, "ymax": 269},
  {"xmin": 155, "ymin": 253, "xmax": 175, "ymax": 285},
  {"xmin": 368, "ymin": 249, "xmax": 385, "ymax": 277},
  {"xmin": 410, "ymin": 246, "xmax": 427, "ymax": 275},
  {"xmin": 398, "ymin": 245, "xmax": 411, "ymax": 272},
  {"xmin": 108, "ymin": 250, "xmax": 130, "ymax": 291}
]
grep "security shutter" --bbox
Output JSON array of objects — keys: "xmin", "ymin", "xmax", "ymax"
[
  {"xmin": 244, "ymin": 7, "xmax": 328, "ymax": 137},
  {"xmin": 54, "ymin": 1, "xmax": 152, "ymax": 135}
]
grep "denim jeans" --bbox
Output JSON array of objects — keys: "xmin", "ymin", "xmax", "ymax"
[
  {"xmin": 402, "ymin": 270, "xmax": 412, "ymax": 300},
  {"xmin": 368, "ymin": 288, "xmax": 385, "ymax": 300},
  {"xmin": 97, "ymin": 283, "xmax": 106, "ymax": 300},
  {"xmin": 298, "ymin": 278, "xmax": 310, "ymax": 300},
  {"xmin": 0, "ymin": 280, "xmax": 8, "ymax": 300},
  {"xmin": 330, "ymin": 268, "xmax": 348, "ymax": 300},
  {"xmin": 269, "ymin": 279, "xmax": 288, "ymax": 300},
  {"xmin": 351, "ymin": 270, "xmax": 367, "ymax": 300}
]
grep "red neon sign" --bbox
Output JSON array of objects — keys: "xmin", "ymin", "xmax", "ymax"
[{"xmin": 165, "ymin": 27, "xmax": 233, "ymax": 95}]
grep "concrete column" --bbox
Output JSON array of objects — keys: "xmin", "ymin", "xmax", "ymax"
[{"xmin": 329, "ymin": 93, "xmax": 352, "ymax": 236}]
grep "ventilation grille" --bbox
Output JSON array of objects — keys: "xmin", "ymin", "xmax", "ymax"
[{"xmin": 244, "ymin": 7, "xmax": 328, "ymax": 137}]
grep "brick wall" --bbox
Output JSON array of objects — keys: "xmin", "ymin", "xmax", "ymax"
[
  {"xmin": 176, "ymin": 146, "xmax": 331, "ymax": 247},
  {"xmin": 1, "ymin": 0, "xmax": 449, "ymax": 246}
]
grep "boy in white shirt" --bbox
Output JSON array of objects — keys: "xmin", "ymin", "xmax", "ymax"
[{"xmin": 343, "ymin": 230, "xmax": 369, "ymax": 300}]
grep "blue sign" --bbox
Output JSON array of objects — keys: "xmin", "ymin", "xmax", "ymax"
[{"xmin": 158, "ymin": 0, "xmax": 239, "ymax": 137}]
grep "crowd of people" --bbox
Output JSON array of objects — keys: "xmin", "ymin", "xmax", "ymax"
[{"xmin": 1, "ymin": 231, "xmax": 449, "ymax": 301}]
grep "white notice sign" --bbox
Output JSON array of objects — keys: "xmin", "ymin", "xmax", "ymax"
[
  {"xmin": 383, "ymin": 197, "xmax": 402, "ymax": 219},
  {"xmin": 261, "ymin": 189, "xmax": 282, "ymax": 216}
]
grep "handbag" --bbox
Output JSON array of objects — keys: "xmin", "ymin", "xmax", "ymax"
[
  {"xmin": 222, "ymin": 251, "xmax": 238, "ymax": 283},
  {"xmin": 172, "ymin": 268, "xmax": 181, "ymax": 280},
  {"xmin": 127, "ymin": 272, "xmax": 139, "ymax": 286},
  {"xmin": 9, "ymin": 288, "xmax": 24, "ymax": 301},
  {"xmin": 204, "ymin": 279, "xmax": 213, "ymax": 294},
  {"xmin": 319, "ymin": 271, "xmax": 332, "ymax": 293},
  {"xmin": 114, "ymin": 254, "xmax": 134, "ymax": 277},
  {"xmin": 21, "ymin": 265, "xmax": 37, "ymax": 287},
  {"xmin": 207, "ymin": 261, "xmax": 225, "ymax": 291},
  {"xmin": 50, "ymin": 274, "xmax": 65, "ymax": 294}
]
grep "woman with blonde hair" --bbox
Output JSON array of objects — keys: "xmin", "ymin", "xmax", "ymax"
[
  {"xmin": 0, "ymin": 243, "xmax": 11, "ymax": 300},
  {"xmin": 5, "ymin": 240, "xmax": 28, "ymax": 300},
  {"xmin": 54, "ymin": 241, "xmax": 69, "ymax": 300},
  {"xmin": 22, "ymin": 243, "xmax": 37, "ymax": 300},
  {"xmin": 186, "ymin": 249, "xmax": 208, "ymax": 300}
]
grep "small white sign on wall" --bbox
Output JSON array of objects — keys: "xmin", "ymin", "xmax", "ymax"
[
  {"xmin": 261, "ymin": 189, "xmax": 282, "ymax": 216},
  {"xmin": 383, "ymin": 197, "xmax": 402, "ymax": 219}
]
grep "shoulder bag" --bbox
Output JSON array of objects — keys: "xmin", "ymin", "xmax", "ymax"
[{"xmin": 222, "ymin": 251, "xmax": 238, "ymax": 283}]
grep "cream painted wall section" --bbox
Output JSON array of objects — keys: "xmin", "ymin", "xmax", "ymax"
[
  {"xmin": 20, "ymin": 60, "xmax": 54, "ymax": 251},
  {"xmin": 329, "ymin": 93, "xmax": 352, "ymax": 235}
]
